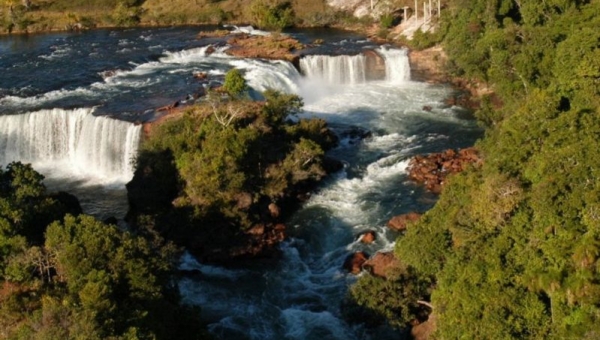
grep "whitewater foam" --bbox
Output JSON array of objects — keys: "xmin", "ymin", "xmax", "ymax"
[
  {"xmin": 300, "ymin": 54, "xmax": 367, "ymax": 85},
  {"xmin": 0, "ymin": 107, "xmax": 140, "ymax": 182}
]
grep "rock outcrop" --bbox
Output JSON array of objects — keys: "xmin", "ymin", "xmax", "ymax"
[
  {"xmin": 343, "ymin": 251, "xmax": 369, "ymax": 274},
  {"xmin": 362, "ymin": 251, "xmax": 400, "ymax": 279},
  {"xmin": 327, "ymin": 0, "xmax": 391, "ymax": 18},
  {"xmin": 408, "ymin": 147, "xmax": 480, "ymax": 193},
  {"xmin": 387, "ymin": 212, "xmax": 421, "ymax": 231},
  {"xmin": 199, "ymin": 223, "xmax": 286, "ymax": 263},
  {"xmin": 408, "ymin": 46, "xmax": 449, "ymax": 83},
  {"xmin": 364, "ymin": 49, "xmax": 386, "ymax": 81},
  {"xmin": 357, "ymin": 230, "xmax": 377, "ymax": 244},
  {"xmin": 225, "ymin": 34, "xmax": 303, "ymax": 63}
]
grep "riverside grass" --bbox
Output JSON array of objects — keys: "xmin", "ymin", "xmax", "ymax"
[{"xmin": 0, "ymin": 0, "xmax": 329, "ymax": 33}]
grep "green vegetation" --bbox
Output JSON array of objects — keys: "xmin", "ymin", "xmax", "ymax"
[
  {"xmin": 343, "ymin": 265, "xmax": 432, "ymax": 329},
  {"xmin": 248, "ymin": 0, "xmax": 295, "ymax": 30},
  {"xmin": 222, "ymin": 68, "xmax": 248, "ymax": 98},
  {"xmin": 0, "ymin": 162, "xmax": 208, "ymax": 339},
  {"xmin": 127, "ymin": 87, "xmax": 337, "ymax": 259},
  {"xmin": 0, "ymin": 0, "xmax": 335, "ymax": 33},
  {"xmin": 348, "ymin": 1, "xmax": 600, "ymax": 338}
]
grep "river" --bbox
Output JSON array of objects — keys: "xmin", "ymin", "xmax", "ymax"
[{"xmin": 0, "ymin": 26, "xmax": 481, "ymax": 339}]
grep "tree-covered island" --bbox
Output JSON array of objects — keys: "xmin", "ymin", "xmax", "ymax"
[{"xmin": 1, "ymin": 0, "xmax": 599, "ymax": 339}]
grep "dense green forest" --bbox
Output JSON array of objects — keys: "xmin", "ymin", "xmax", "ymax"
[
  {"xmin": 0, "ymin": 162, "xmax": 208, "ymax": 339},
  {"xmin": 349, "ymin": 0, "xmax": 600, "ymax": 338}
]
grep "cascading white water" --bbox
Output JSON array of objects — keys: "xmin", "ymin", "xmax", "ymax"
[
  {"xmin": 0, "ymin": 108, "xmax": 141, "ymax": 181},
  {"xmin": 178, "ymin": 44, "xmax": 480, "ymax": 340},
  {"xmin": 299, "ymin": 47, "xmax": 411, "ymax": 85},
  {"xmin": 230, "ymin": 58, "xmax": 302, "ymax": 94},
  {"xmin": 377, "ymin": 47, "xmax": 411, "ymax": 83},
  {"xmin": 299, "ymin": 54, "xmax": 367, "ymax": 84},
  {"xmin": 1, "ymin": 29, "xmax": 480, "ymax": 338}
]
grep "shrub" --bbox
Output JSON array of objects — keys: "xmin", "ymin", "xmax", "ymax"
[
  {"xmin": 111, "ymin": 2, "xmax": 142, "ymax": 26},
  {"xmin": 223, "ymin": 68, "xmax": 248, "ymax": 98},
  {"xmin": 249, "ymin": 0, "xmax": 295, "ymax": 31},
  {"xmin": 379, "ymin": 13, "xmax": 394, "ymax": 29}
]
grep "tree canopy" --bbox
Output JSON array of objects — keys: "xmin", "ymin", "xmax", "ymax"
[
  {"xmin": 349, "ymin": 1, "xmax": 600, "ymax": 338},
  {"xmin": 0, "ymin": 162, "xmax": 208, "ymax": 339}
]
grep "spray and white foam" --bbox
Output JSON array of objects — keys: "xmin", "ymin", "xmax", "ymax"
[
  {"xmin": 298, "ymin": 47, "xmax": 411, "ymax": 86},
  {"xmin": 225, "ymin": 25, "xmax": 271, "ymax": 36},
  {"xmin": 300, "ymin": 54, "xmax": 367, "ymax": 85},
  {"xmin": 377, "ymin": 46, "xmax": 411, "ymax": 83},
  {"xmin": 160, "ymin": 45, "xmax": 230, "ymax": 63},
  {"xmin": 0, "ymin": 87, "xmax": 99, "ymax": 112},
  {"xmin": 0, "ymin": 107, "xmax": 140, "ymax": 182},
  {"xmin": 230, "ymin": 58, "xmax": 301, "ymax": 94},
  {"xmin": 39, "ymin": 45, "xmax": 73, "ymax": 61}
]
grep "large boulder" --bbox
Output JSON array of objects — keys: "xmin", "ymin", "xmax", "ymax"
[
  {"xmin": 362, "ymin": 252, "xmax": 400, "ymax": 279},
  {"xmin": 387, "ymin": 212, "xmax": 421, "ymax": 231},
  {"xmin": 343, "ymin": 251, "xmax": 369, "ymax": 274},
  {"xmin": 357, "ymin": 230, "xmax": 377, "ymax": 244}
]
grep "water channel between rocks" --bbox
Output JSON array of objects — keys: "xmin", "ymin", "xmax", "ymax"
[{"xmin": 0, "ymin": 26, "xmax": 481, "ymax": 339}]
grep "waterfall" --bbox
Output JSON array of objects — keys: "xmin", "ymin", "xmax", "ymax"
[
  {"xmin": 377, "ymin": 47, "xmax": 411, "ymax": 83},
  {"xmin": 299, "ymin": 54, "xmax": 367, "ymax": 85},
  {"xmin": 0, "ymin": 108, "xmax": 141, "ymax": 181},
  {"xmin": 299, "ymin": 48, "xmax": 411, "ymax": 85}
]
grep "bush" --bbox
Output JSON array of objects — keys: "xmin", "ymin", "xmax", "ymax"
[
  {"xmin": 249, "ymin": 0, "xmax": 295, "ymax": 31},
  {"xmin": 379, "ymin": 13, "xmax": 394, "ymax": 29},
  {"xmin": 223, "ymin": 68, "xmax": 248, "ymax": 98},
  {"xmin": 344, "ymin": 265, "xmax": 432, "ymax": 329},
  {"xmin": 111, "ymin": 2, "xmax": 142, "ymax": 26}
]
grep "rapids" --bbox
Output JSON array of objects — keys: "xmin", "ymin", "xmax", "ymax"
[{"xmin": 0, "ymin": 27, "xmax": 481, "ymax": 339}]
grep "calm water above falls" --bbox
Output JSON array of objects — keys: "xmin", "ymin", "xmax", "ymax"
[{"xmin": 0, "ymin": 27, "xmax": 481, "ymax": 339}]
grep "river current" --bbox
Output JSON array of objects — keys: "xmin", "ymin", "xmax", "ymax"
[{"xmin": 0, "ymin": 26, "xmax": 481, "ymax": 339}]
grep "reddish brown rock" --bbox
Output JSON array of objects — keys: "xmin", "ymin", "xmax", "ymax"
[
  {"xmin": 362, "ymin": 252, "xmax": 400, "ymax": 279},
  {"xmin": 219, "ymin": 223, "xmax": 286, "ymax": 261},
  {"xmin": 268, "ymin": 203, "xmax": 280, "ymax": 219},
  {"xmin": 358, "ymin": 230, "xmax": 377, "ymax": 244},
  {"xmin": 407, "ymin": 147, "xmax": 481, "ymax": 193},
  {"xmin": 156, "ymin": 101, "xmax": 180, "ymax": 112},
  {"xmin": 225, "ymin": 34, "xmax": 303, "ymax": 63},
  {"xmin": 411, "ymin": 312, "xmax": 437, "ymax": 340},
  {"xmin": 193, "ymin": 71, "xmax": 208, "ymax": 79},
  {"xmin": 247, "ymin": 224, "xmax": 265, "ymax": 236},
  {"xmin": 343, "ymin": 251, "xmax": 369, "ymax": 275},
  {"xmin": 387, "ymin": 212, "xmax": 421, "ymax": 231},
  {"xmin": 364, "ymin": 49, "xmax": 386, "ymax": 81}
]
